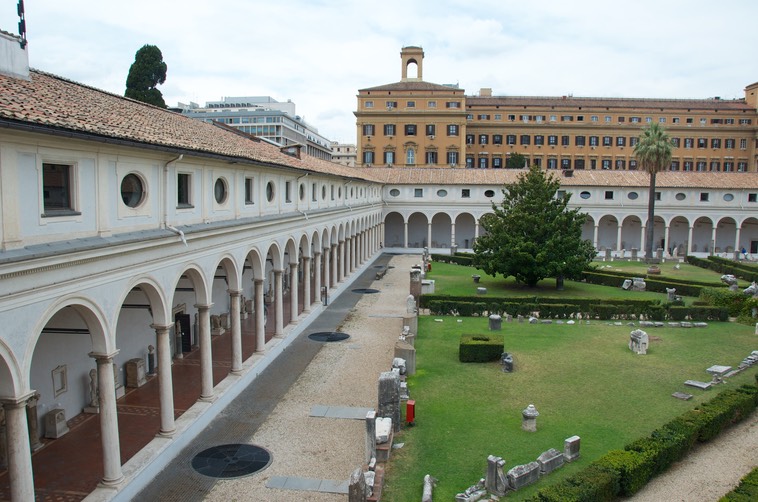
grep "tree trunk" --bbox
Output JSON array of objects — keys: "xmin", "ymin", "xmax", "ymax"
[{"xmin": 645, "ymin": 170, "xmax": 657, "ymax": 262}]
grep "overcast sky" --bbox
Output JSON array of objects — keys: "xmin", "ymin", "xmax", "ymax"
[{"xmin": 2, "ymin": 0, "xmax": 756, "ymax": 144}]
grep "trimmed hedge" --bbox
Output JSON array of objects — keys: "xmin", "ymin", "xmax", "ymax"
[
  {"xmin": 687, "ymin": 255, "xmax": 758, "ymax": 283},
  {"xmin": 430, "ymin": 253, "xmax": 475, "ymax": 266},
  {"xmin": 582, "ymin": 271, "xmax": 706, "ymax": 297},
  {"xmin": 700, "ymin": 287, "xmax": 750, "ymax": 317},
  {"xmin": 720, "ymin": 468, "xmax": 758, "ymax": 501},
  {"xmin": 459, "ymin": 334, "xmax": 504, "ymax": 362},
  {"xmin": 530, "ymin": 382, "xmax": 758, "ymax": 501}
]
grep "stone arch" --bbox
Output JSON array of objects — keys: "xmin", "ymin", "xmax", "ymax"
[
  {"xmin": 214, "ymin": 254, "xmax": 241, "ymax": 292},
  {"xmin": 244, "ymin": 246, "xmax": 265, "ymax": 280},
  {"xmin": 0, "ymin": 339, "xmax": 21, "ymax": 396},
  {"xmin": 691, "ymin": 216, "xmax": 715, "ymax": 253},
  {"xmin": 265, "ymin": 241, "xmax": 284, "ymax": 271},
  {"xmin": 384, "ymin": 211, "xmax": 404, "ymax": 247},
  {"xmin": 597, "ymin": 214, "xmax": 620, "ymax": 251},
  {"xmin": 454, "ymin": 212, "xmax": 476, "ymax": 249},
  {"xmin": 407, "ymin": 211, "xmax": 428, "ymax": 248},
  {"xmin": 171, "ymin": 264, "xmax": 211, "ymax": 306},
  {"xmin": 430, "ymin": 211, "xmax": 452, "ymax": 248},
  {"xmin": 715, "ymin": 216, "xmax": 738, "ymax": 255},
  {"xmin": 118, "ymin": 276, "xmax": 171, "ymax": 326}
]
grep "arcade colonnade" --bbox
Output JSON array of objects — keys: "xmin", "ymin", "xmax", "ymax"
[
  {"xmin": 382, "ymin": 210, "xmax": 758, "ymax": 258},
  {"xmin": 0, "ymin": 213, "xmax": 382, "ymax": 501}
]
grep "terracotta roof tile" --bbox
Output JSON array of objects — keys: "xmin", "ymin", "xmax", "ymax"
[{"xmin": 467, "ymin": 95, "xmax": 751, "ymax": 111}]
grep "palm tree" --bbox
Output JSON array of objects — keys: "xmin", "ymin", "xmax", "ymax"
[{"xmin": 633, "ymin": 122, "xmax": 673, "ymax": 261}]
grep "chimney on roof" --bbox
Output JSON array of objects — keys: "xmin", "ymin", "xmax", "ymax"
[
  {"xmin": 281, "ymin": 144, "xmax": 302, "ymax": 160},
  {"xmin": 0, "ymin": 24, "xmax": 30, "ymax": 80},
  {"xmin": 480, "ymin": 88, "xmax": 492, "ymax": 97}
]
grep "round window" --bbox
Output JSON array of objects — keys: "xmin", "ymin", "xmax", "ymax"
[
  {"xmin": 484, "ymin": 189, "xmax": 495, "ymax": 198},
  {"xmin": 214, "ymin": 178, "xmax": 228, "ymax": 204},
  {"xmin": 121, "ymin": 173, "xmax": 145, "ymax": 208},
  {"xmin": 389, "ymin": 189, "xmax": 400, "ymax": 197},
  {"xmin": 266, "ymin": 181, "xmax": 275, "ymax": 202},
  {"xmin": 627, "ymin": 191, "xmax": 639, "ymax": 200},
  {"xmin": 299, "ymin": 183, "xmax": 305, "ymax": 201},
  {"xmin": 675, "ymin": 193, "xmax": 686, "ymax": 201},
  {"xmin": 580, "ymin": 191, "xmax": 591, "ymax": 199},
  {"xmin": 437, "ymin": 189, "xmax": 448, "ymax": 197},
  {"xmin": 723, "ymin": 193, "xmax": 734, "ymax": 201}
]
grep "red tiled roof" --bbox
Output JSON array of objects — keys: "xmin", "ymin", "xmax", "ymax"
[
  {"xmin": 365, "ymin": 167, "xmax": 758, "ymax": 189},
  {"xmin": 359, "ymin": 81, "xmax": 463, "ymax": 93},
  {"xmin": 467, "ymin": 95, "xmax": 751, "ymax": 111},
  {"xmin": 0, "ymin": 70, "xmax": 379, "ymax": 181}
]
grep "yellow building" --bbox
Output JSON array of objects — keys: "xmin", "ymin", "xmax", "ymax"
[{"xmin": 356, "ymin": 47, "xmax": 758, "ymax": 172}]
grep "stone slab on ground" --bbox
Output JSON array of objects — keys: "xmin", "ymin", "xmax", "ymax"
[
  {"xmin": 266, "ymin": 476, "xmax": 349, "ymax": 494},
  {"xmin": 684, "ymin": 380, "xmax": 712, "ymax": 390},
  {"xmin": 672, "ymin": 392, "xmax": 693, "ymax": 400},
  {"xmin": 310, "ymin": 405, "xmax": 374, "ymax": 420}
]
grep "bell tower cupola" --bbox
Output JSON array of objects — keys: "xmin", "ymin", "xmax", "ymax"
[{"xmin": 401, "ymin": 46, "xmax": 424, "ymax": 81}]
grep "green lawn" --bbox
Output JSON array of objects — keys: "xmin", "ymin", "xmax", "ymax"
[
  {"xmin": 427, "ymin": 262, "xmax": 674, "ymax": 301},
  {"xmin": 381, "ymin": 309, "xmax": 758, "ymax": 500},
  {"xmin": 590, "ymin": 259, "xmax": 748, "ymax": 286}
]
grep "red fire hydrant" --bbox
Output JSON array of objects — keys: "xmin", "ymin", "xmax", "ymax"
[{"xmin": 406, "ymin": 400, "xmax": 416, "ymax": 426}]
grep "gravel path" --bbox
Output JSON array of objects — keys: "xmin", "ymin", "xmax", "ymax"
[{"xmin": 204, "ymin": 253, "xmax": 758, "ymax": 501}]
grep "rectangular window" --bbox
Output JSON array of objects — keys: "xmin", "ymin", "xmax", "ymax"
[
  {"xmin": 630, "ymin": 137, "xmax": 639, "ymax": 147},
  {"xmin": 659, "ymin": 117, "xmax": 666, "ymax": 123},
  {"xmin": 630, "ymin": 117, "xmax": 641, "ymax": 123},
  {"xmin": 561, "ymin": 115, "xmax": 573, "ymax": 122},
  {"xmin": 575, "ymin": 136, "xmax": 586, "ymax": 147},
  {"xmin": 591, "ymin": 115, "xmax": 598, "ymax": 122},
  {"xmin": 738, "ymin": 162, "xmax": 748, "ymax": 172},
  {"xmin": 413, "ymin": 188, "xmax": 423, "ymax": 198},
  {"xmin": 447, "ymin": 124, "xmax": 459, "ymax": 136},
  {"xmin": 724, "ymin": 118, "xmax": 734, "ymax": 124},
  {"xmin": 711, "ymin": 138, "xmax": 721, "ymax": 149},
  {"xmin": 576, "ymin": 115, "xmax": 584, "ymax": 122},
  {"xmin": 426, "ymin": 124, "xmax": 436, "ymax": 136},
  {"xmin": 244, "ymin": 177, "xmax": 254, "ymax": 204},
  {"xmin": 535, "ymin": 135, "xmax": 544, "ymax": 146},
  {"xmin": 602, "ymin": 159, "xmax": 611, "ymax": 169},
  {"xmin": 508, "ymin": 114, "xmax": 516, "ymax": 121},
  {"xmin": 447, "ymin": 151, "xmax": 459, "ymax": 165},
  {"xmin": 673, "ymin": 117, "xmax": 680, "ymax": 124},
  {"xmin": 465, "ymin": 156, "xmax": 474, "ymax": 168},
  {"xmin": 725, "ymin": 138, "xmax": 735, "ymax": 149},
  {"xmin": 684, "ymin": 161, "xmax": 693, "ymax": 171},
  {"xmin": 428, "ymin": 101, "xmax": 437, "ymax": 108},
  {"xmin": 547, "ymin": 158, "xmax": 557, "ymax": 169},
  {"xmin": 548, "ymin": 135, "xmax": 557, "ymax": 146},
  {"xmin": 494, "ymin": 114, "xmax": 502, "ymax": 120},
  {"xmin": 362, "ymin": 151, "xmax": 375, "ymax": 165},
  {"xmin": 493, "ymin": 134, "xmax": 503, "ymax": 145},
  {"xmin": 478, "ymin": 157, "xmax": 488, "ymax": 168},
  {"xmin": 362, "ymin": 124, "xmax": 375, "ymax": 136},
  {"xmin": 605, "ymin": 190, "xmax": 614, "ymax": 200},
  {"xmin": 364, "ymin": 101, "xmax": 373, "ymax": 108},
  {"xmin": 670, "ymin": 161, "xmax": 680, "ymax": 171},
  {"xmin": 589, "ymin": 136, "xmax": 599, "ymax": 147},
  {"xmin": 43, "ymin": 162, "xmax": 75, "ymax": 214},
  {"xmin": 561, "ymin": 158, "xmax": 571, "ymax": 169},
  {"xmin": 748, "ymin": 193, "xmax": 757, "ymax": 203},
  {"xmin": 603, "ymin": 136, "xmax": 612, "ymax": 146},
  {"xmin": 285, "ymin": 181, "xmax": 292, "ymax": 203},
  {"xmin": 461, "ymin": 189, "xmax": 470, "ymax": 198},
  {"xmin": 520, "ymin": 135, "xmax": 531, "ymax": 145},
  {"xmin": 671, "ymin": 137, "xmax": 680, "ymax": 148},
  {"xmin": 696, "ymin": 161, "xmax": 707, "ymax": 171},
  {"xmin": 177, "ymin": 172, "xmax": 192, "ymax": 207},
  {"xmin": 521, "ymin": 114, "xmax": 530, "ymax": 122},
  {"xmin": 404, "ymin": 124, "xmax": 417, "ymax": 136},
  {"xmin": 700, "ymin": 192, "xmax": 709, "ymax": 202},
  {"xmin": 384, "ymin": 151, "xmax": 395, "ymax": 165},
  {"xmin": 556, "ymin": 190, "xmax": 567, "ymax": 199},
  {"xmin": 710, "ymin": 161, "xmax": 721, "ymax": 171},
  {"xmin": 710, "ymin": 118, "xmax": 723, "ymax": 125},
  {"xmin": 615, "ymin": 159, "xmax": 626, "ymax": 170},
  {"xmin": 561, "ymin": 135, "xmax": 569, "ymax": 146},
  {"xmin": 739, "ymin": 118, "xmax": 752, "ymax": 125},
  {"xmin": 628, "ymin": 159, "xmax": 638, "ymax": 170},
  {"xmin": 723, "ymin": 161, "xmax": 734, "ymax": 172},
  {"xmin": 407, "ymin": 101, "xmax": 415, "ymax": 108},
  {"xmin": 686, "ymin": 117, "xmax": 694, "ymax": 124},
  {"xmin": 425, "ymin": 151, "xmax": 438, "ymax": 164},
  {"xmin": 616, "ymin": 137, "xmax": 626, "ymax": 147},
  {"xmin": 384, "ymin": 124, "xmax": 396, "ymax": 136},
  {"xmin": 618, "ymin": 116, "xmax": 625, "ymax": 123},
  {"xmin": 493, "ymin": 157, "xmax": 502, "ymax": 168},
  {"xmin": 478, "ymin": 114, "xmax": 490, "ymax": 120},
  {"xmin": 740, "ymin": 138, "xmax": 747, "ymax": 149},
  {"xmin": 386, "ymin": 101, "xmax": 397, "ymax": 109},
  {"xmin": 700, "ymin": 118, "xmax": 707, "ymax": 125},
  {"xmin": 697, "ymin": 138, "xmax": 707, "ymax": 148},
  {"xmin": 605, "ymin": 116, "xmax": 612, "ymax": 123},
  {"xmin": 466, "ymin": 134, "xmax": 475, "ymax": 145},
  {"xmin": 655, "ymin": 192, "xmax": 661, "ymax": 201},
  {"xmin": 445, "ymin": 101, "xmax": 460, "ymax": 109},
  {"xmin": 507, "ymin": 135, "xmax": 517, "ymax": 145},
  {"xmin": 312, "ymin": 184, "xmax": 317, "ymax": 201},
  {"xmin": 684, "ymin": 138, "xmax": 694, "ymax": 148}
]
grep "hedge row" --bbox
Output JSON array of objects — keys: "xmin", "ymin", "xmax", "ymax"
[
  {"xmin": 720, "ymin": 467, "xmax": 758, "ymax": 501},
  {"xmin": 426, "ymin": 299, "xmax": 727, "ymax": 321},
  {"xmin": 687, "ymin": 255, "xmax": 758, "ymax": 283},
  {"xmin": 419, "ymin": 294, "xmax": 659, "ymax": 311},
  {"xmin": 582, "ymin": 271, "xmax": 705, "ymax": 297},
  {"xmin": 459, "ymin": 334, "xmax": 504, "ymax": 362},
  {"xmin": 430, "ymin": 253, "xmax": 475, "ymax": 266},
  {"xmin": 589, "ymin": 267, "xmax": 724, "ymax": 288},
  {"xmin": 530, "ymin": 382, "xmax": 758, "ymax": 501}
]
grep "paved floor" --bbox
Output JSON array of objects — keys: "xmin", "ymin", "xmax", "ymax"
[{"xmin": 135, "ymin": 254, "xmax": 393, "ymax": 501}]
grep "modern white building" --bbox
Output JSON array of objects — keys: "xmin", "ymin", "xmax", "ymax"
[
  {"xmin": 1, "ymin": 29, "xmax": 758, "ymax": 502},
  {"xmin": 176, "ymin": 96, "xmax": 334, "ymax": 161}
]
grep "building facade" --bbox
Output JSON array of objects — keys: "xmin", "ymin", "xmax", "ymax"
[
  {"xmin": 178, "ymin": 96, "xmax": 334, "ymax": 160},
  {"xmin": 330, "ymin": 140, "xmax": 357, "ymax": 167},
  {"xmin": 355, "ymin": 47, "xmax": 758, "ymax": 172}
]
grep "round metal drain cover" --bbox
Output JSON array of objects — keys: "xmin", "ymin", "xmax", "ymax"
[
  {"xmin": 308, "ymin": 332, "xmax": 350, "ymax": 342},
  {"xmin": 192, "ymin": 444, "xmax": 272, "ymax": 478},
  {"xmin": 352, "ymin": 288, "xmax": 380, "ymax": 294}
]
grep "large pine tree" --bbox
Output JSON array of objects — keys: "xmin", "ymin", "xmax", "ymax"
[
  {"xmin": 473, "ymin": 166, "xmax": 596, "ymax": 287},
  {"xmin": 125, "ymin": 44, "xmax": 168, "ymax": 108}
]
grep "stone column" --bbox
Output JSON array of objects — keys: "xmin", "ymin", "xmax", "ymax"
[
  {"xmin": 289, "ymin": 262, "xmax": 299, "ymax": 323},
  {"xmin": 352, "ymin": 235, "xmax": 357, "ymax": 271},
  {"xmin": 475, "ymin": 220, "xmax": 480, "ymax": 240},
  {"xmin": 153, "ymin": 324, "xmax": 175, "ymax": 435},
  {"xmin": 664, "ymin": 225, "xmax": 671, "ymax": 256},
  {"xmin": 735, "ymin": 227, "xmax": 742, "ymax": 259},
  {"xmin": 303, "ymin": 256, "xmax": 312, "ymax": 312},
  {"xmin": 229, "ymin": 289, "xmax": 243, "ymax": 375},
  {"xmin": 687, "ymin": 225, "xmax": 694, "ymax": 254},
  {"xmin": 2, "ymin": 396, "xmax": 35, "ymax": 502},
  {"xmin": 710, "ymin": 226, "xmax": 717, "ymax": 255},
  {"xmin": 196, "ymin": 304, "xmax": 214, "ymax": 400},
  {"xmin": 348, "ymin": 237, "xmax": 355, "ymax": 273},
  {"xmin": 616, "ymin": 225, "xmax": 623, "ymax": 252},
  {"xmin": 427, "ymin": 221, "xmax": 432, "ymax": 249},
  {"xmin": 91, "ymin": 352, "xmax": 124, "ymax": 485},
  {"xmin": 640, "ymin": 225, "xmax": 647, "ymax": 258},
  {"xmin": 331, "ymin": 244, "xmax": 338, "ymax": 287},
  {"xmin": 0, "ymin": 408, "xmax": 7, "ymax": 471},
  {"xmin": 322, "ymin": 248, "xmax": 330, "ymax": 291},
  {"xmin": 274, "ymin": 270, "xmax": 284, "ymax": 337},
  {"xmin": 254, "ymin": 279, "xmax": 265, "ymax": 352},
  {"xmin": 338, "ymin": 241, "xmax": 345, "ymax": 282},
  {"xmin": 313, "ymin": 251, "xmax": 321, "ymax": 308},
  {"xmin": 593, "ymin": 224, "xmax": 599, "ymax": 249},
  {"xmin": 403, "ymin": 220, "xmax": 408, "ymax": 248},
  {"xmin": 451, "ymin": 222, "xmax": 456, "ymax": 249}
]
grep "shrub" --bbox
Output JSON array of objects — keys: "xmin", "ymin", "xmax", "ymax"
[
  {"xmin": 530, "ymin": 463, "xmax": 619, "ymax": 501},
  {"xmin": 700, "ymin": 287, "xmax": 749, "ymax": 316},
  {"xmin": 593, "ymin": 449, "xmax": 651, "ymax": 496},
  {"xmin": 720, "ymin": 468, "xmax": 758, "ymax": 502},
  {"xmin": 459, "ymin": 334, "xmax": 504, "ymax": 362}
]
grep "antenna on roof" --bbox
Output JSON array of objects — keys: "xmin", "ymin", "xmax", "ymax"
[{"xmin": 17, "ymin": 0, "xmax": 27, "ymax": 48}]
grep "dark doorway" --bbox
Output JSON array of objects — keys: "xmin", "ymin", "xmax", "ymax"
[{"xmin": 175, "ymin": 313, "xmax": 192, "ymax": 353}]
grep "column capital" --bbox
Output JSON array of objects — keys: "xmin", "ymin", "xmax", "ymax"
[
  {"xmin": 273, "ymin": 268, "xmax": 284, "ymax": 275},
  {"xmin": 302, "ymin": 255, "xmax": 311, "ymax": 262},
  {"xmin": 89, "ymin": 350, "xmax": 120, "ymax": 362},
  {"xmin": 254, "ymin": 278, "xmax": 264, "ymax": 285},
  {"xmin": 227, "ymin": 289, "xmax": 243, "ymax": 297},
  {"xmin": 331, "ymin": 243, "xmax": 338, "ymax": 249},
  {"xmin": 313, "ymin": 250, "xmax": 322, "ymax": 256},
  {"xmin": 289, "ymin": 262, "xmax": 299, "ymax": 269},
  {"xmin": 194, "ymin": 303, "xmax": 213, "ymax": 310},
  {"xmin": 0, "ymin": 391, "xmax": 38, "ymax": 407}
]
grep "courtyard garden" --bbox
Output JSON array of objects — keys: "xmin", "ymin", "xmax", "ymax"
[{"xmin": 380, "ymin": 261, "xmax": 758, "ymax": 500}]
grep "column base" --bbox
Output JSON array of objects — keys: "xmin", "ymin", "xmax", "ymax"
[
  {"xmin": 98, "ymin": 475, "xmax": 125, "ymax": 489},
  {"xmin": 198, "ymin": 394, "xmax": 217, "ymax": 403},
  {"xmin": 230, "ymin": 369, "xmax": 243, "ymax": 376},
  {"xmin": 157, "ymin": 428, "xmax": 176, "ymax": 438}
]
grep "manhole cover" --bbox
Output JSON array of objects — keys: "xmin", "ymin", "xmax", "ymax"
[
  {"xmin": 352, "ymin": 288, "xmax": 380, "ymax": 294},
  {"xmin": 192, "ymin": 444, "xmax": 272, "ymax": 478},
  {"xmin": 308, "ymin": 332, "xmax": 350, "ymax": 342}
]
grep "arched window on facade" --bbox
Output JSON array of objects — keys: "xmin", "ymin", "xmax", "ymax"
[{"xmin": 406, "ymin": 148, "xmax": 415, "ymax": 165}]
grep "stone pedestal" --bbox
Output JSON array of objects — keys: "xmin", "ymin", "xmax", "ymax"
[
  {"xmin": 394, "ymin": 340, "xmax": 416, "ymax": 376},
  {"xmin": 489, "ymin": 314, "xmax": 502, "ymax": 331},
  {"xmin": 26, "ymin": 394, "xmax": 43, "ymax": 452},
  {"xmin": 365, "ymin": 410, "xmax": 376, "ymax": 464},
  {"xmin": 348, "ymin": 468, "xmax": 367, "ymax": 502},
  {"xmin": 521, "ymin": 404, "xmax": 539, "ymax": 432},
  {"xmin": 564, "ymin": 435, "xmax": 581, "ymax": 462},
  {"xmin": 44, "ymin": 409, "xmax": 69, "ymax": 439},
  {"xmin": 378, "ymin": 372, "xmax": 401, "ymax": 433},
  {"xmin": 409, "ymin": 268, "xmax": 422, "ymax": 301},
  {"xmin": 631, "ymin": 248, "xmax": 638, "ymax": 260},
  {"xmin": 126, "ymin": 358, "xmax": 147, "ymax": 388}
]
